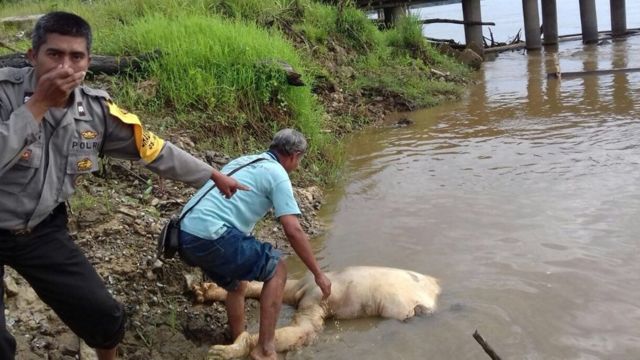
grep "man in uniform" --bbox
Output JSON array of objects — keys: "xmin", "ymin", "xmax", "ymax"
[
  {"xmin": 178, "ymin": 129, "xmax": 331, "ymax": 360},
  {"xmin": 0, "ymin": 11, "xmax": 247, "ymax": 360}
]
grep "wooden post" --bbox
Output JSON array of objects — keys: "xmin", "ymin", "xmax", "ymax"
[
  {"xmin": 610, "ymin": 0, "xmax": 627, "ymax": 37},
  {"xmin": 462, "ymin": 0, "xmax": 484, "ymax": 56},
  {"xmin": 522, "ymin": 0, "xmax": 542, "ymax": 50},
  {"xmin": 579, "ymin": 0, "xmax": 599, "ymax": 44},
  {"xmin": 541, "ymin": 0, "xmax": 559, "ymax": 45},
  {"xmin": 383, "ymin": 6, "xmax": 407, "ymax": 27}
]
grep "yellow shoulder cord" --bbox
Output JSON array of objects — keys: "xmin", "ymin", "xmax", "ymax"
[{"xmin": 106, "ymin": 102, "xmax": 165, "ymax": 163}]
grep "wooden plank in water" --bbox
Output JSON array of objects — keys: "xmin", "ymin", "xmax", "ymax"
[{"xmin": 548, "ymin": 67, "xmax": 640, "ymax": 79}]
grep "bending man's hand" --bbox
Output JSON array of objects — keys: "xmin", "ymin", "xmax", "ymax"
[
  {"xmin": 211, "ymin": 170, "xmax": 250, "ymax": 198},
  {"xmin": 314, "ymin": 272, "xmax": 332, "ymax": 300}
]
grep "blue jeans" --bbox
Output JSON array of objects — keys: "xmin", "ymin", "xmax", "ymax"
[{"xmin": 179, "ymin": 227, "xmax": 282, "ymax": 291}]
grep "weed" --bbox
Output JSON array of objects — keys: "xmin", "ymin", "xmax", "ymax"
[{"xmin": 1, "ymin": 0, "xmax": 472, "ymax": 185}]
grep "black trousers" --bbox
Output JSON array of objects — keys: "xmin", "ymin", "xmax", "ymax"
[{"xmin": 0, "ymin": 205, "xmax": 125, "ymax": 359}]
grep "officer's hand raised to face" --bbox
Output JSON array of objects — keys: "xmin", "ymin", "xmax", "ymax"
[{"xmin": 26, "ymin": 65, "xmax": 86, "ymax": 121}]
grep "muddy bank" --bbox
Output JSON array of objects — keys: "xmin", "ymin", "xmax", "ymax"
[
  {"xmin": 2, "ymin": 59, "xmax": 475, "ymax": 360},
  {"xmin": 1, "ymin": 13, "xmax": 476, "ymax": 358},
  {"xmin": 3, "ymin": 148, "xmax": 324, "ymax": 360}
]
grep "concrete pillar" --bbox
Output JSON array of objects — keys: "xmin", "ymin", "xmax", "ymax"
[
  {"xmin": 579, "ymin": 0, "xmax": 599, "ymax": 44},
  {"xmin": 541, "ymin": 0, "xmax": 558, "ymax": 45},
  {"xmin": 522, "ymin": 0, "xmax": 542, "ymax": 50},
  {"xmin": 610, "ymin": 0, "xmax": 627, "ymax": 37},
  {"xmin": 383, "ymin": 6, "xmax": 407, "ymax": 27},
  {"xmin": 462, "ymin": 0, "xmax": 484, "ymax": 55}
]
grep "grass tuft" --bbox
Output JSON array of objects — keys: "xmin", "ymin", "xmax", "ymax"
[{"xmin": 1, "ymin": 0, "xmax": 472, "ymax": 185}]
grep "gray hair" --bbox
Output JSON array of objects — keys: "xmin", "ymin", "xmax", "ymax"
[{"xmin": 269, "ymin": 129, "xmax": 307, "ymax": 155}]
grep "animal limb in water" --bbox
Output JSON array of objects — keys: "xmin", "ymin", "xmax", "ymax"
[{"xmin": 191, "ymin": 266, "xmax": 441, "ymax": 359}]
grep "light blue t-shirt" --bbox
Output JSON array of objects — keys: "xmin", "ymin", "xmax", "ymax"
[{"xmin": 180, "ymin": 152, "xmax": 301, "ymax": 240}]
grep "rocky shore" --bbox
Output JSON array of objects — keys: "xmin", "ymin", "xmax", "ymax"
[
  {"xmin": 4, "ymin": 148, "xmax": 325, "ymax": 360},
  {"xmin": 1, "ymin": 9, "xmax": 477, "ymax": 357}
]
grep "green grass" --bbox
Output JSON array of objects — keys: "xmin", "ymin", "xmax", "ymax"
[
  {"xmin": 1, "ymin": 0, "xmax": 472, "ymax": 185},
  {"xmin": 68, "ymin": 182, "xmax": 113, "ymax": 215}
]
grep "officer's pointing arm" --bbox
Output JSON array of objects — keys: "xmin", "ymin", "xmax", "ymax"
[{"xmin": 99, "ymin": 100, "xmax": 245, "ymax": 191}]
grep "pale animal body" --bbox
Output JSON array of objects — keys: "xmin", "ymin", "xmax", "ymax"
[{"xmin": 192, "ymin": 266, "xmax": 441, "ymax": 359}]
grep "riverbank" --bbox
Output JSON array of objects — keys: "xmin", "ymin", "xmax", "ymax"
[{"xmin": 0, "ymin": 1, "xmax": 475, "ymax": 358}]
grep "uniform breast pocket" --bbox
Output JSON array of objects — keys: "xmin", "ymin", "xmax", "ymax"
[
  {"xmin": 1, "ymin": 145, "xmax": 43, "ymax": 194},
  {"xmin": 57, "ymin": 154, "xmax": 100, "ymax": 202}
]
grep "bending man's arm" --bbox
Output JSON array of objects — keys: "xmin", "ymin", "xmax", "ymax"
[{"xmin": 280, "ymin": 214, "xmax": 331, "ymax": 299}]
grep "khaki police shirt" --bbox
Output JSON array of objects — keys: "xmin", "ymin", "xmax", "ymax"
[{"xmin": 0, "ymin": 67, "xmax": 214, "ymax": 230}]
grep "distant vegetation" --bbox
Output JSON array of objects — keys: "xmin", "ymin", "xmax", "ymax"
[{"xmin": 1, "ymin": 0, "xmax": 471, "ymax": 184}]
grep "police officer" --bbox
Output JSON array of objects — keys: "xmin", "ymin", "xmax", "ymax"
[{"xmin": 0, "ymin": 11, "xmax": 247, "ymax": 360}]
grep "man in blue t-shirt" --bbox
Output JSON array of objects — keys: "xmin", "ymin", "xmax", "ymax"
[{"xmin": 178, "ymin": 129, "xmax": 331, "ymax": 360}]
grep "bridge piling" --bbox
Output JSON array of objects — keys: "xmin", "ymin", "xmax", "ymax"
[
  {"xmin": 610, "ymin": 0, "xmax": 627, "ymax": 37},
  {"xmin": 384, "ymin": 6, "xmax": 407, "ymax": 27},
  {"xmin": 462, "ymin": 0, "xmax": 484, "ymax": 56},
  {"xmin": 522, "ymin": 0, "xmax": 542, "ymax": 50},
  {"xmin": 541, "ymin": 0, "xmax": 558, "ymax": 45},
  {"xmin": 579, "ymin": 0, "xmax": 599, "ymax": 43}
]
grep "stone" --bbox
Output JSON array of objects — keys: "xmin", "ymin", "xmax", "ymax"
[
  {"xmin": 0, "ymin": 15, "xmax": 43, "ymax": 31},
  {"xmin": 58, "ymin": 333, "xmax": 80, "ymax": 356},
  {"xmin": 3, "ymin": 275, "xmax": 19, "ymax": 298},
  {"xmin": 466, "ymin": 42, "xmax": 484, "ymax": 60},
  {"xmin": 457, "ymin": 48, "xmax": 483, "ymax": 70}
]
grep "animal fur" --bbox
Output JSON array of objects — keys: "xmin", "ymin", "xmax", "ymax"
[{"xmin": 192, "ymin": 266, "xmax": 441, "ymax": 359}]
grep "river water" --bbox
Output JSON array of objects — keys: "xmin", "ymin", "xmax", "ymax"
[{"xmin": 285, "ymin": 20, "xmax": 640, "ymax": 360}]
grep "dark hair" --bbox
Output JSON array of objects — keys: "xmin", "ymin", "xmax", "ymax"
[
  {"xmin": 32, "ymin": 11, "xmax": 92, "ymax": 53},
  {"xmin": 269, "ymin": 129, "xmax": 307, "ymax": 155}
]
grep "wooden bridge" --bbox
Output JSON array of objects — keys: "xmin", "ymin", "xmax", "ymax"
[{"xmin": 353, "ymin": 0, "xmax": 630, "ymax": 53}]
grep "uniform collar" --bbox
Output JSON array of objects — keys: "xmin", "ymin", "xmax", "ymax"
[
  {"xmin": 20, "ymin": 67, "xmax": 36, "ymax": 105},
  {"xmin": 70, "ymin": 86, "xmax": 92, "ymax": 121},
  {"xmin": 44, "ymin": 85, "xmax": 91, "ymax": 127},
  {"xmin": 265, "ymin": 150, "xmax": 279, "ymax": 161},
  {"xmin": 21, "ymin": 69, "xmax": 58, "ymax": 127},
  {"xmin": 24, "ymin": 67, "xmax": 36, "ymax": 94}
]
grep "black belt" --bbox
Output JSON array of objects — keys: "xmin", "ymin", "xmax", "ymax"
[
  {"xmin": 0, "ymin": 204, "xmax": 67, "ymax": 237},
  {"xmin": 1, "ymin": 228, "xmax": 31, "ymax": 236}
]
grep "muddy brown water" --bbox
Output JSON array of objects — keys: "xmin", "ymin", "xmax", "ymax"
[{"xmin": 284, "ymin": 36, "xmax": 640, "ymax": 359}]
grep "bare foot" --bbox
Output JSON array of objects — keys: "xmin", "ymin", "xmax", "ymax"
[{"xmin": 249, "ymin": 346, "xmax": 277, "ymax": 360}]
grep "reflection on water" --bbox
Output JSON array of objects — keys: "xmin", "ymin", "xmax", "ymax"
[{"xmin": 288, "ymin": 36, "xmax": 640, "ymax": 359}]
